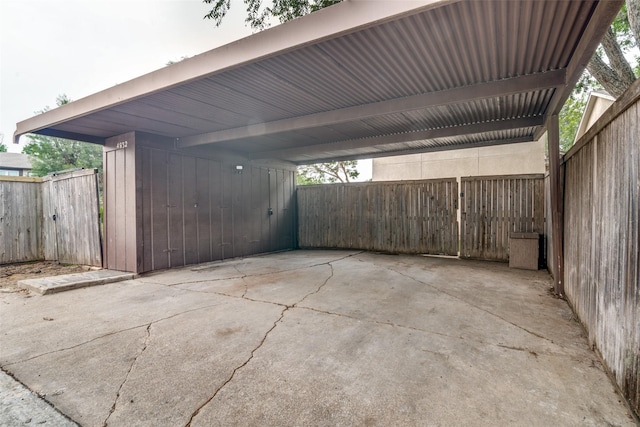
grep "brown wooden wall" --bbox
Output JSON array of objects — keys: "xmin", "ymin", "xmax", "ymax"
[
  {"xmin": 103, "ymin": 132, "xmax": 296, "ymax": 273},
  {"xmin": 562, "ymin": 80, "xmax": 640, "ymax": 418},
  {"xmin": 297, "ymin": 179, "xmax": 458, "ymax": 255},
  {"xmin": 460, "ymin": 174, "xmax": 545, "ymax": 261}
]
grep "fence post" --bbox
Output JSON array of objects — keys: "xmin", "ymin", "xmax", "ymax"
[{"xmin": 548, "ymin": 114, "xmax": 564, "ymax": 296}]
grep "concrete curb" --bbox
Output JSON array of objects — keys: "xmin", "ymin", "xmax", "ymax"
[{"xmin": 18, "ymin": 270, "xmax": 135, "ymax": 295}]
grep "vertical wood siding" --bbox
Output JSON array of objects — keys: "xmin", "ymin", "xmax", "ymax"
[
  {"xmin": 460, "ymin": 175, "xmax": 545, "ymax": 261},
  {"xmin": 0, "ymin": 170, "xmax": 101, "ymax": 266},
  {"xmin": 562, "ymin": 84, "xmax": 639, "ymax": 417},
  {"xmin": 0, "ymin": 178, "xmax": 43, "ymax": 264},
  {"xmin": 133, "ymin": 145, "xmax": 296, "ymax": 273},
  {"xmin": 297, "ymin": 179, "xmax": 458, "ymax": 255}
]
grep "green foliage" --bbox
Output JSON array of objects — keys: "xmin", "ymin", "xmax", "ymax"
[
  {"xmin": 296, "ymin": 160, "xmax": 359, "ymax": 185},
  {"xmin": 22, "ymin": 95, "xmax": 103, "ymax": 177},
  {"xmin": 0, "ymin": 143, "xmax": 7, "ymax": 153},
  {"xmin": 559, "ymin": 71, "xmax": 603, "ymax": 152},
  {"xmin": 612, "ymin": 4, "xmax": 637, "ymax": 53},
  {"xmin": 559, "ymin": 93, "xmax": 587, "ymax": 153},
  {"xmin": 203, "ymin": 0, "xmax": 342, "ymax": 29},
  {"xmin": 562, "ymin": 1, "xmax": 639, "ymax": 151}
]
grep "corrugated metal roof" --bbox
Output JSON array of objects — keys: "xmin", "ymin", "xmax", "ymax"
[{"xmin": 14, "ymin": 0, "xmax": 622, "ymax": 164}]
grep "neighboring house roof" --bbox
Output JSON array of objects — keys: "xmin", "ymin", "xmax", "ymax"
[
  {"xmin": 14, "ymin": 0, "xmax": 622, "ymax": 165},
  {"xmin": 0, "ymin": 152, "xmax": 32, "ymax": 170},
  {"xmin": 574, "ymin": 91, "xmax": 615, "ymax": 143}
]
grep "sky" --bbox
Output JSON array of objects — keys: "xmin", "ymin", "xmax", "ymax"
[
  {"xmin": 0, "ymin": 0, "xmax": 252, "ymax": 150},
  {"xmin": 0, "ymin": 0, "xmax": 373, "ymax": 179}
]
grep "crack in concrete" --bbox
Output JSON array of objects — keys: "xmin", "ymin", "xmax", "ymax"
[
  {"xmin": 232, "ymin": 264, "xmax": 250, "ymax": 298},
  {"xmin": 298, "ymin": 305, "xmax": 464, "ymax": 341},
  {"xmin": 384, "ymin": 265, "xmax": 556, "ymax": 345},
  {"xmin": 294, "ymin": 264, "xmax": 334, "ymax": 307},
  {"xmin": 102, "ymin": 323, "xmax": 151, "ymax": 427},
  {"xmin": 297, "ymin": 306, "xmax": 574, "ymax": 360},
  {"xmin": 3, "ymin": 302, "xmax": 223, "ymax": 367},
  {"xmin": 184, "ymin": 307, "xmax": 288, "ymax": 427},
  {"xmin": 184, "ymin": 254, "xmax": 351, "ymax": 426},
  {"xmin": 137, "ymin": 275, "xmax": 244, "ymax": 287},
  {"xmin": 157, "ymin": 252, "xmax": 362, "ymax": 308},
  {"xmin": 142, "ymin": 251, "xmax": 363, "ymax": 288}
]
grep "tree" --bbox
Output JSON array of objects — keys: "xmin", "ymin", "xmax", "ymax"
[
  {"xmin": 22, "ymin": 95, "xmax": 103, "ymax": 177},
  {"xmin": 0, "ymin": 134, "xmax": 7, "ymax": 152},
  {"xmin": 296, "ymin": 160, "xmax": 359, "ymax": 185},
  {"xmin": 586, "ymin": 2, "xmax": 640, "ymax": 97},
  {"xmin": 203, "ymin": 0, "xmax": 341, "ymax": 30},
  {"xmin": 561, "ymin": 3, "xmax": 639, "ymax": 150}
]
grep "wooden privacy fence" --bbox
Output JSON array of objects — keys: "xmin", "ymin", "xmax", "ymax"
[
  {"xmin": 0, "ymin": 169, "xmax": 102, "ymax": 266},
  {"xmin": 0, "ymin": 176, "xmax": 42, "ymax": 263},
  {"xmin": 298, "ymin": 179, "xmax": 458, "ymax": 255},
  {"xmin": 561, "ymin": 80, "xmax": 639, "ymax": 417},
  {"xmin": 460, "ymin": 174, "xmax": 545, "ymax": 261}
]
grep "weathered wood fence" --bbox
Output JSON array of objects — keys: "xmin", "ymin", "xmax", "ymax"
[
  {"xmin": 298, "ymin": 179, "xmax": 459, "ymax": 255},
  {"xmin": 561, "ymin": 79, "xmax": 640, "ymax": 417},
  {"xmin": 0, "ymin": 177, "xmax": 43, "ymax": 263},
  {"xmin": 0, "ymin": 169, "xmax": 102, "ymax": 266},
  {"xmin": 460, "ymin": 175, "xmax": 545, "ymax": 261}
]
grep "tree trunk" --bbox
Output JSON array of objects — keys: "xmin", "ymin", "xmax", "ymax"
[
  {"xmin": 587, "ymin": 0, "xmax": 639, "ymax": 98},
  {"xmin": 587, "ymin": 54, "xmax": 629, "ymax": 97},
  {"xmin": 601, "ymin": 27, "xmax": 637, "ymax": 84},
  {"xmin": 628, "ymin": 0, "xmax": 640, "ymax": 49}
]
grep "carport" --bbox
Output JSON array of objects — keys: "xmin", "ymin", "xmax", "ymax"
[
  {"xmin": 14, "ymin": 0, "xmax": 623, "ymax": 296},
  {"xmin": 7, "ymin": 1, "xmax": 640, "ymax": 423}
]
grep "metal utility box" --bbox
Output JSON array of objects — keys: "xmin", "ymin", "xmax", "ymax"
[{"xmin": 509, "ymin": 232, "xmax": 540, "ymax": 270}]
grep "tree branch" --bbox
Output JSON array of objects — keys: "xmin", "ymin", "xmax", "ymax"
[
  {"xmin": 628, "ymin": 0, "xmax": 640, "ymax": 49},
  {"xmin": 600, "ymin": 27, "xmax": 637, "ymax": 85},
  {"xmin": 587, "ymin": 53, "xmax": 629, "ymax": 97}
]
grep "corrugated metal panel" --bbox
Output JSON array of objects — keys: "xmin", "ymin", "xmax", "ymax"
[
  {"xmin": 286, "ymin": 128, "xmax": 539, "ymax": 163},
  {"xmin": 21, "ymin": 0, "xmax": 610, "ymax": 164}
]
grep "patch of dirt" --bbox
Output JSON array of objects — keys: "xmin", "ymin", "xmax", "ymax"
[{"xmin": 0, "ymin": 261, "xmax": 94, "ymax": 289}]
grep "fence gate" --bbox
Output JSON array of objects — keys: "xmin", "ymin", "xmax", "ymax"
[
  {"xmin": 42, "ymin": 169, "xmax": 102, "ymax": 266},
  {"xmin": 460, "ymin": 174, "xmax": 544, "ymax": 261}
]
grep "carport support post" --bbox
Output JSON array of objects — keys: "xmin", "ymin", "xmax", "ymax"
[{"xmin": 548, "ymin": 114, "xmax": 564, "ymax": 296}]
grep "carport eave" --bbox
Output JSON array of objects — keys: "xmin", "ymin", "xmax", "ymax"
[{"xmin": 12, "ymin": 0, "xmax": 450, "ymax": 145}]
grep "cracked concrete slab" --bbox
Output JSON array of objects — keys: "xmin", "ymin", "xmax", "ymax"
[{"xmin": 0, "ymin": 250, "xmax": 635, "ymax": 426}]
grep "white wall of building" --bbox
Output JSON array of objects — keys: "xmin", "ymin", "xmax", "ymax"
[{"xmin": 372, "ymin": 137, "xmax": 546, "ymax": 181}]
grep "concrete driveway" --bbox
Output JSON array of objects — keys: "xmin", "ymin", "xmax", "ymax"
[{"xmin": 0, "ymin": 250, "xmax": 635, "ymax": 426}]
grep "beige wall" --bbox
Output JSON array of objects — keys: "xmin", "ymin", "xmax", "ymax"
[
  {"xmin": 574, "ymin": 94, "xmax": 614, "ymax": 142},
  {"xmin": 372, "ymin": 138, "xmax": 545, "ymax": 181}
]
